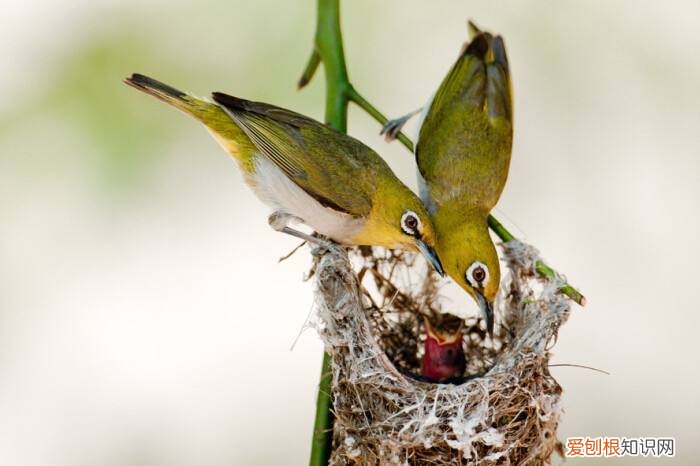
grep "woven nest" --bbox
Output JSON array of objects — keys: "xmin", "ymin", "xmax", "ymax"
[{"xmin": 310, "ymin": 240, "xmax": 571, "ymax": 465}]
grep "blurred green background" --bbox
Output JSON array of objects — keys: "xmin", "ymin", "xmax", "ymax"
[{"xmin": 2, "ymin": 0, "xmax": 699, "ymax": 465}]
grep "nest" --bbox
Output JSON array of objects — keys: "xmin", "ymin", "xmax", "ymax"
[{"xmin": 310, "ymin": 240, "xmax": 571, "ymax": 465}]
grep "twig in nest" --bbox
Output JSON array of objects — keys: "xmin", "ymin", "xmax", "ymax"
[
  {"xmin": 278, "ymin": 240, "xmax": 307, "ymax": 262},
  {"xmin": 549, "ymin": 364, "xmax": 610, "ymax": 376}
]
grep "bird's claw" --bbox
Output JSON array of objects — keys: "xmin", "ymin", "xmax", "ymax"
[
  {"xmin": 380, "ymin": 117, "xmax": 408, "ymax": 142},
  {"xmin": 309, "ymin": 239, "xmax": 335, "ymax": 257},
  {"xmin": 380, "ymin": 107, "xmax": 423, "ymax": 142}
]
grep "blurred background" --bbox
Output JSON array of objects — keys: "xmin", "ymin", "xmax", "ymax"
[{"xmin": 1, "ymin": 0, "xmax": 699, "ymax": 464}]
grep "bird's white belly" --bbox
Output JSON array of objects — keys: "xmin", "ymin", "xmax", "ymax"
[{"xmin": 251, "ymin": 156, "xmax": 364, "ymax": 243}]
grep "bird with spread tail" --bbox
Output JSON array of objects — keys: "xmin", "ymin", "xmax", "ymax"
[
  {"xmin": 125, "ymin": 74, "xmax": 444, "ymax": 273},
  {"xmin": 382, "ymin": 22, "xmax": 512, "ymax": 336}
]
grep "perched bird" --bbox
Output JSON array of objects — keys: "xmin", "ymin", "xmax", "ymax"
[
  {"xmin": 382, "ymin": 23, "xmax": 512, "ymax": 335},
  {"xmin": 421, "ymin": 317, "xmax": 466, "ymax": 383},
  {"xmin": 124, "ymin": 74, "xmax": 444, "ymax": 273}
]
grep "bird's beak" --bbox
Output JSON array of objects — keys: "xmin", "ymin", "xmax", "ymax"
[
  {"xmin": 416, "ymin": 240, "xmax": 445, "ymax": 277},
  {"xmin": 475, "ymin": 291, "xmax": 494, "ymax": 337},
  {"xmin": 423, "ymin": 317, "xmax": 463, "ymax": 345}
]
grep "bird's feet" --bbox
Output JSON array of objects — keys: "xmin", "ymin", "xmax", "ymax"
[
  {"xmin": 268, "ymin": 212, "xmax": 335, "ymax": 252},
  {"xmin": 380, "ymin": 107, "xmax": 423, "ymax": 142}
]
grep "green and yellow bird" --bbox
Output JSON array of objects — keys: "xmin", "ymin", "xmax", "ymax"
[
  {"xmin": 383, "ymin": 23, "xmax": 512, "ymax": 335},
  {"xmin": 125, "ymin": 74, "xmax": 444, "ymax": 273}
]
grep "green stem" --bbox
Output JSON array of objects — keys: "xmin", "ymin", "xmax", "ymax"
[
  {"xmin": 488, "ymin": 217, "xmax": 585, "ymax": 305},
  {"xmin": 309, "ymin": 352, "xmax": 334, "ymax": 466},
  {"xmin": 486, "ymin": 214, "xmax": 515, "ymax": 242},
  {"xmin": 314, "ymin": 0, "xmax": 350, "ymax": 132},
  {"xmin": 486, "ymin": 216, "xmax": 587, "ymax": 305},
  {"xmin": 298, "ymin": 50, "xmax": 321, "ymax": 90},
  {"xmin": 347, "ymin": 87, "xmax": 415, "ymax": 151},
  {"xmin": 303, "ymin": 0, "xmax": 352, "ymax": 464}
]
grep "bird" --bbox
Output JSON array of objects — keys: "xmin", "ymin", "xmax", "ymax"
[
  {"xmin": 124, "ymin": 74, "xmax": 444, "ymax": 274},
  {"xmin": 420, "ymin": 317, "xmax": 466, "ymax": 383},
  {"xmin": 381, "ymin": 22, "xmax": 512, "ymax": 336}
]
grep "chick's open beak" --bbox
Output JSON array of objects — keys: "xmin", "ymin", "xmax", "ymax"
[
  {"xmin": 475, "ymin": 291, "xmax": 494, "ymax": 337},
  {"xmin": 416, "ymin": 240, "xmax": 445, "ymax": 277}
]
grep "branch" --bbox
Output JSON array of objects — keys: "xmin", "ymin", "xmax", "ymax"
[
  {"xmin": 346, "ymin": 87, "xmax": 415, "ymax": 150},
  {"xmin": 488, "ymin": 216, "xmax": 586, "ymax": 306},
  {"xmin": 298, "ymin": 50, "xmax": 321, "ymax": 90}
]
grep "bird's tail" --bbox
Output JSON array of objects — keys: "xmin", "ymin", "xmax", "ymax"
[
  {"xmin": 125, "ymin": 73, "xmax": 253, "ymax": 163},
  {"xmin": 461, "ymin": 23, "xmax": 512, "ymax": 122}
]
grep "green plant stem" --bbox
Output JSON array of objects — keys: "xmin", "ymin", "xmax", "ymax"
[
  {"xmin": 309, "ymin": 352, "xmax": 333, "ymax": 466},
  {"xmin": 346, "ymin": 87, "xmax": 415, "ymax": 150},
  {"xmin": 488, "ymin": 216, "xmax": 586, "ymax": 306},
  {"xmin": 314, "ymin": 0, "xmax": 350, "ymax": 131},
  {"xmin": 298, "ymin": 51, "xmax": 321, "ymax": 90},
  {"xmin": 304, "ymin": 1, "xmax": 351, "ymax": 465}
]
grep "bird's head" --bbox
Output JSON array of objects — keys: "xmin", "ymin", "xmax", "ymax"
[
  {"xmin": 435, "ymin": 213, "xmax": 500, "ymax": 336},
  {"xmin": 358, "ymin": 182, "xmax": 444, "ymax": 276}
]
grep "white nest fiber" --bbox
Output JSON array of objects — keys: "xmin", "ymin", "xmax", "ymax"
[{"xmin": 311, "ymin": 240, "xmax": 571, "ymax": 465}]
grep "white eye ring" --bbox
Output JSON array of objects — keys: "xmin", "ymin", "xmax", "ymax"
[
  {"xmin": 400, "ymin": 210, "xmax": 422, "ymax": 235},
  {"xmin": 466, "ymin": 261, "xmax": 489, "ymax": 288}
]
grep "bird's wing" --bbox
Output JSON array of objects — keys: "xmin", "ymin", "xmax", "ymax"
[
  {"xmin": 213, "ymin": 92, "xmax": 377, "ymax": 217},
  {"xmin": 417, "ymin": 31, "xmax": 513, "ymax": 211}
]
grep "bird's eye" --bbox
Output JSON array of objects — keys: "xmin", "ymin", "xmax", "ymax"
[
  {"xmin": 401, "ymin": 211, "xmax": 422, "ymax": 235},
  {"xmin": 405, "ymin": 215, "xmax": 418, "ymax": 230},
  {"xmin": 465, "ymin": 261, "xmax": 489, "ymax": 288}
]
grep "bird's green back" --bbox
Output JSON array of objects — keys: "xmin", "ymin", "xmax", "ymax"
[
  {"xmin": 214, "ymin": 93, "xmax": 398, "ymax": 218},
  {"xmin": 417, "ymin": 32, "xmax": 513, "ymax": 211},
  {"xmin": 126, "ymin": 73, "xmax": 418, "ymax": 222}
]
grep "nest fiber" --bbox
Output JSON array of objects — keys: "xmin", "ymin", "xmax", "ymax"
[{"xmin": 311, "ymin": 240, "xmax": 571, "ymax": 465}]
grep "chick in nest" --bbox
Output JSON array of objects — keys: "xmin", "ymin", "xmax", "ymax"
[{"xmin": 420, "ymin": 316, "xmax": 466, "ymax": 383}]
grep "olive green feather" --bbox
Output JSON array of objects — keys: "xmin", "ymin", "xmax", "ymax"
[
  {"xmin": 126, "ymin": 74, "xmax": 402, "ymax": 218},
  {"xmin": 417, "ymin": 31, "xmax": 513, "ymax": 212},
  {"xmin": 213, "ymin": 92, "xmax": 393, "ymax": 217}
]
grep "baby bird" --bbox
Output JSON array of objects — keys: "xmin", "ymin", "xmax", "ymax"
[{"xmin": 421, "ymin": 317, "xmax": 466, "ymax": 383}]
